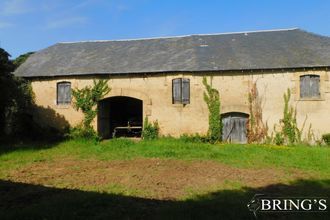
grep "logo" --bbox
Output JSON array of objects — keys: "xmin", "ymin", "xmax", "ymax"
[{"xmin": 247, "ymin": 194, "xmax": 327, "ymax": 218}]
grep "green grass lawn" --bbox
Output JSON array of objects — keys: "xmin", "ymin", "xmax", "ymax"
[
  {"xmin": 1, "ymin": 138, "xmax": 329, "ymax": 176},
  {"xmin": 0, "ymin": 138, "xmax": 329, "ymax": 219}
]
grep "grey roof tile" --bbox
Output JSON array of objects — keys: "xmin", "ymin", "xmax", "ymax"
[{"xmin": 14, "ymin": 29, "xmax": 330, "ymax": 77}]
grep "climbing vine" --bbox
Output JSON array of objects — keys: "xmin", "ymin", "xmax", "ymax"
[
  {"xmin": 247, "ymin": 82, "xmax": 268, "ymax": 143},
  {"xmin": 202, "ymin": 76, "xmax": 222, "ymax": 142},
  {"xmin": 275, "ymin": 88, "xmax": 305, "ymax": 145},
  {"xmin": 72, "ymin": 79, "xmax": 111, "ymax": 138}
]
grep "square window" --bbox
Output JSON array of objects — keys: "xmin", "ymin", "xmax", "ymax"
[{"xmin": 300, "ymin": 75, "xmax": 320, "ymax": 98}]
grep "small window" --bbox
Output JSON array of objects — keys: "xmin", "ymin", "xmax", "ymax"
[
  {"xmin": 172, "ymin": 78, "xmax": 190, "ymax": 104},
  {"xmin": 300, "ymin": 75, "xmax": 320, "ymax": 98},
  {"xmin": 57, "ymin": 82, "xmax": 71, "ymax": 105}
]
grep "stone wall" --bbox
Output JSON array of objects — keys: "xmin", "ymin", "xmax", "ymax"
[{"xmin": 30, "ymin": 69, "xmax": 330, "ymax": 138}]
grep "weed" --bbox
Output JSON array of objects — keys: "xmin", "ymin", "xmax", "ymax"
[{"xmin": 142, "ymin": 117, "xmax": 159, "ymax": 140}]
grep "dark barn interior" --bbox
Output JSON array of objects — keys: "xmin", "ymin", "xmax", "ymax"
[{"xmin": 98, "ymin": 96, "xmax": 143, "ymax": 139}]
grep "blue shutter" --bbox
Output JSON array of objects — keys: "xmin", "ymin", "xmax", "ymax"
[
  {"xmin": 306, "ymin": 75, "xmax": 311, "ymax": 98},
  {"xmin": 300, "ymin": 76, "xmax": 307, "ymax": 98},
  {"xmin": 64, "ymin": 83, "xmax": 71, "ymax": 104},
  {"xmin": 172, "ymin": 78, "xmax": 182, "ymax": 104},
  {"xmin": 182, "ymin": 78, "xmax": 190, "ymax": 104},
  {"xmin": 57, "ymin": 83, "xmax": 65, "ymax": 104},
  {"xmin": 310, "ymin": 75, "xmax": 320, "ymax": 98}
]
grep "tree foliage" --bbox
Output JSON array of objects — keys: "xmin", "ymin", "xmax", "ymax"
[
  {"xmin": 0, "ymin": 48, "xmax": 15, "ymax": 135},
  {"xmin": 202, "ymin": 77, "xmax": 222, "ymax": 142},
  {"xmin": 0, "ymin": 49, "xmax": 35, "ymax": 138},
  {"xmin": 13, "ymin": 52, "xmax": 34, "ymax": 67},
  {"xmin": 72, "ymin": 79, "xmax": 111, "ymax": 137}
]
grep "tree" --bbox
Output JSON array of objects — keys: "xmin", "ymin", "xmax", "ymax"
[
  {"xmin": 13, "ymin": 52, "xmax": 34, "ymax": 67},
  {"xmin": 0, "ymin": 48, "xmax": 15, "ymax": 136},
  {"xmin": 0, "ymin": 49, "xmax": 35, "ymax": 138},
  {"xmin": 0, "ymin": 49, "xmax": 14, "ymax": 74}
]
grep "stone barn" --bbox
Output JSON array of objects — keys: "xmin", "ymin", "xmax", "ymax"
[{"xmin": 14, "ymin": 28, "xmax": 330, "ymax": 142}]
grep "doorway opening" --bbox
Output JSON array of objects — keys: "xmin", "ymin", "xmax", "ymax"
[{"xmin": 98, "ymin": 96, "xmax": 143, "ymax": 139}]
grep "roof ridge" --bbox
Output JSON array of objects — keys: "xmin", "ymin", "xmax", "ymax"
[
  {"xmin": 58, "ymin": 28, "xmax": 299, "ymax": 44},
  {"xmin": 192, "ymin": 28, "xmax": 299, "ymax": 37}
]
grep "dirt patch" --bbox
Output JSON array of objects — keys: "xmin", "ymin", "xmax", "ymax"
[{"xmin": 5, "ymin": 158, "xmax": 313, "ymax": 199}]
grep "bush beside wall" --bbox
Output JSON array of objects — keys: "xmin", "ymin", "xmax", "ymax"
[{"xmin": 322, "ymin": 133, "xmax": 330, "ymax": 146}]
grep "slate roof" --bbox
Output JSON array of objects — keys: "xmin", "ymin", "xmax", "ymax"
[{"xmin": 14, "ymin": 28, "xmax": 330, "ymax": 77}]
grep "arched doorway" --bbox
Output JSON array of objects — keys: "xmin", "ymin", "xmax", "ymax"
[
  {"xmin": 222, "ymin": 112, "xmax": 249, "ymax": 143},
  {"xmin": 98, "ymin": 96, "xmax": 143, "ymax": 138}
]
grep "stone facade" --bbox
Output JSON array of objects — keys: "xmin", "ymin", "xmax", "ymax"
[{"xmin": 30, "ymin": 68, "xmax": 330, "ymax": 138}]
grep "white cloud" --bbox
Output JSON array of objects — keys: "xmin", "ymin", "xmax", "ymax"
[
  {"xmin": 0, "ymin": 21, "xmax": 14, "ymax": 28},
  {"xmin": 45, "ymin": 16, "xmax": 88, "ymax": 29},
  {"xmin": 0, "ymin": 0, "xmax": 33, "ymax": 15}
]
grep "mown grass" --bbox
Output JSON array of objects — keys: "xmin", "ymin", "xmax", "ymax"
[
  {"xmin": 0, "ymin": 138, "xmax": 329, "ymax": 219},
  {"xmin": 0, "ymin": 137, "xmax": 329, "ymax": 177}
]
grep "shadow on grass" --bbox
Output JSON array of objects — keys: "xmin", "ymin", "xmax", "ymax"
[
  {"xmin": 0, "ymin": 105, "xmax": 70, "ymax": 155},
  {"xmin": 0, "ymin": 179, "xmax": 328, "ymax": 219},
  {"xmin": 0, "ymin": 139, "xmax": 62, "ymax": 156}
]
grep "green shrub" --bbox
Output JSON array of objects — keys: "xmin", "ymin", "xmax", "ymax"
[
  {"xmin": 68, "ymin": 125, "xmax": 100, "ymax": 142},
  {"xmin": 274, "ymin": 132, "xmax": 284, "ymax": 145},
  {"xmin": 282, "ymin": 89, "xmax": 298, "ymax": 144},
  {"xmin": 180, "ymin": 133, "xmax": 209, "ymax": 143},
  {"xmin": 322, "ymin": 133, "xmax": 330, "ymax": 146},
  {"xmin": 142, "ymin": 117, "xmax": 159, "ymax": 140},
  {"xmin": 272, "ymin": 89, "xmax": 306, "ymax": 145}
]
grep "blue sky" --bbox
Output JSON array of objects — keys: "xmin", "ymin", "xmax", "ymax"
[{"xmin": 0, "ymin": 0, "xmax": 329, "ymax": 58}]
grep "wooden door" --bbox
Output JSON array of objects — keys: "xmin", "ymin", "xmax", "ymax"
[
  {"xmin": 222, "ymin": 113, "xmax": 248, "ymax": 143},
  {"xmin": 97, "ymin": 101, "xmax": 111, "ymax": 138}
]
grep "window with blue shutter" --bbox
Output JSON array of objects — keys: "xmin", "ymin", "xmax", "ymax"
[
  {"xmin": 172, "ymin": 78, "xmax": 182, "ymax": 104},
  {"xmin": 182, "ymin": 78, "xmax": 190, "ymax": 104},
  {"xmin": 57, "ymin": 82, "xmax": 71, "ymax": 105},
  {"xmin": 172, "ymin": 78, "xmax": 190, "ymax": 104},
  {"xmin": 300, "ymin": 75, "xmax": 320, "ymax": 98}
]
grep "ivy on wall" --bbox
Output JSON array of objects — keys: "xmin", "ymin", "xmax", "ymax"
[
  {"xmin": 72, "ymin": 79, "xmax": 111, "ymax": 138},
  {"xmin": 202, "ymin": 76, "xmax": 222, "ymax": 143}
]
